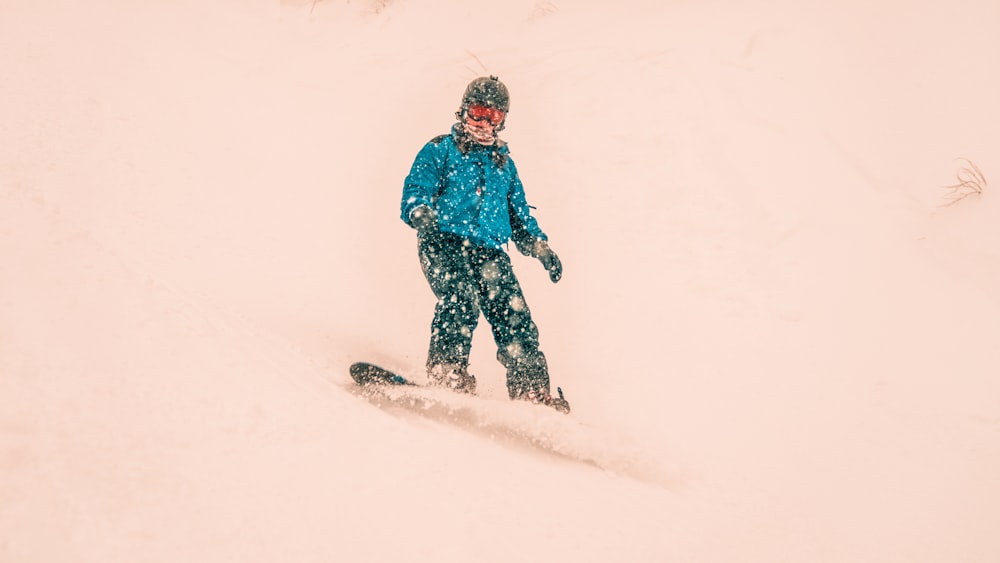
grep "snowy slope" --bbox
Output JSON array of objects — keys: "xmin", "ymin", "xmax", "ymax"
[{"xmin": 2, "ymin": 0, "xmax": 999, "ymax": 561}]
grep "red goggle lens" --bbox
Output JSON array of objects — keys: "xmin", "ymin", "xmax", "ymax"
[{"xmin": 466, "ymin": 104, "xmax": 505, "ymax": 126}]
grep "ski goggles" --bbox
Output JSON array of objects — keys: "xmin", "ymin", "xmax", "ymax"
[{"xmin": 466, "ymin": 104, "xmax": 506, "ymax": 126}]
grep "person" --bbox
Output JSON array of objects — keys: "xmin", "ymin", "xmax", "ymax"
[{"xmin": 400, "ymin": 76, "xmax": 570, "ymax": 414}]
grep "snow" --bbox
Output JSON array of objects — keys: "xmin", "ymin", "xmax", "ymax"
[{"xmin": 2, "ymin": 0, "xmax": 999, "ymax": 561}]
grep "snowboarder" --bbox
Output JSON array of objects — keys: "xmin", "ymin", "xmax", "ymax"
[{"xmin": 400, "ymin": 76, "xmax": 569, "ymax": 413}]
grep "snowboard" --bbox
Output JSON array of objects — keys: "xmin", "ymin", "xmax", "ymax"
[{"xmin": 349, "ymin": 361, "xmax": 570, "ymax": 414}]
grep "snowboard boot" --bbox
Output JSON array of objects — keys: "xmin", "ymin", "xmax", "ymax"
[
  {"xmin": 502, "ymin": 351, "xmax": 571, "ymax": 414},
  {"xmin": 517, "ymin": 386, "xmax": 571, "ymax": 414},
  {"xmin": 426, "ymin": 363, "xmax": 477, "ymax": 394}
]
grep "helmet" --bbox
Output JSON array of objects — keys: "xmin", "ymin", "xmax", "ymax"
[{"xmin": 459, "ymin": 75, "xmax": 510, "ymax": 113}]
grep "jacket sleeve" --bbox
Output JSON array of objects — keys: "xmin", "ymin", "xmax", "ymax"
[
  {"xmin": 507, "ymin": 159, "xmax": 547, "ymax": 252},
  {"xmin": 400, "ymin": 140, "xmax": 446, "ymax": 226}
]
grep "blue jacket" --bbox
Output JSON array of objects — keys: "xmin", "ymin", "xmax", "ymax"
[{"xmin": 401, "ymin": 124, "xmax": 547, "ymax": 249}]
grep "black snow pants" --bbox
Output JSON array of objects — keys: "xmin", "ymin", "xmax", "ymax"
[{"xmin": 418, "ymin": 232, "xmax": 550, "ymax": 398}]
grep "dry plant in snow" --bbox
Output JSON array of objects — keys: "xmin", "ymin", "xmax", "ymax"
[{"xmin": 942, "ymin": 158, "xmax": 987, "ymax": 206}]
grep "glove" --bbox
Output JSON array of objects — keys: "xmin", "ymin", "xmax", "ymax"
[
  {"xmin": 409, "ymin": 205, "xmax": 438, "ymax": 236},
  {"xmin": 532, "ymin": 240, "xmax": 562, "ymax": 284}
]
